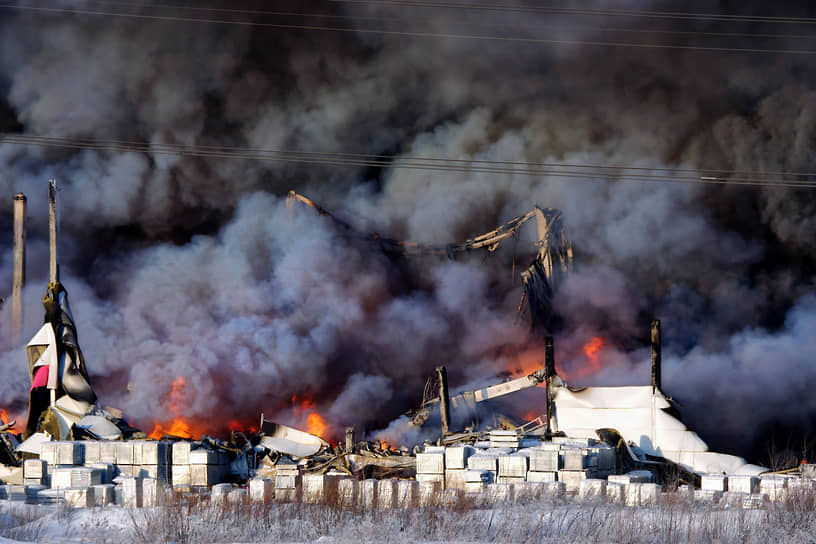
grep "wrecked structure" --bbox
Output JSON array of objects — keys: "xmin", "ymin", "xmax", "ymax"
[{"xmin": 0, "ymin": 187, "xmax": 808, "ymax": 510}]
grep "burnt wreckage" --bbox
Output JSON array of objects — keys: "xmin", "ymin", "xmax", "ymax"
[{"xmin": 0, "ymin": 187, "xmax": 775, "ymax": 503}]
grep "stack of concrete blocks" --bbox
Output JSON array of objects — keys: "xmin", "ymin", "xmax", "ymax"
[
  {"xmin": 302, "ymin": 474, "xmax": 340, "ymax": 504},
  {"xmin": 228, "ymin": 488, "xmax": 247, "ymax": 504},
  {"xmin": 497, "ymin": 453, "xmax": 528, "ymax": 485},
  {"xmin": 444, "ymin": 446, "xmax": 473, "ymax": 491},
  {"xmin": 211, "ymin": 483, "xmax": 232, "ymax": 505},
  {"xmin": 759, "ymin": 475, "xmax": 788, "ymax": 502},
  {"xmin": 418, "ymin": 480, "xmax": 440, "ymax": 507},
  {"xmin": 464, "ymin": 470, "xmax": 491, "ymax": 494},
  {"xmin": 376, "ymin": 479, "xmax": 398, "ymax": 509},
  {"xmin": 274, "ymin": 461, "xmax": 301, "ymax": 502},
  {"xmin": 514, "ymin": 482, "xmax": 546, "ymax": 503},
  {"xmin": 605, "ymin": 482, "xmax": 625, "ymax": 503},
  {"xmin": 120, "ymin": 477, "xmax": 143, "ymax": 508},
  {"xmin": 608, "ymin": 471, "xmax": 654, "ymax": 486},
  {"xmin": 142, "ymin": 477, "xmax": 165, "ymax": 507},
  {"xmin": 190, "ymin": 447, "xmax": 228, "ymax": 488},
  {"xmin": 360, "ymin": 479, "xmax": 378, "ymax": 509},
  {"xmin": 23, "ymin": 459, "xmax": 48, "ymax": 487},
  {"xmin": 783, "ymin": 477, "xmax": 815, "ymax": 501},
  {"xmin": 397, "ymin": 479, "xmax": 418, "ymax": 508},
  {"xmin": 727, "ymin": 475, "xmax": 759, "ymax": 494},
  {"xmin": 558, "ymin": 447, "xmax": 598, "ymax": 493},
  {"xmin": 486, "ymin": 482, "xmax": 514, "ymax": 504},
  {"xmin": 171, "ymin": 441, "xmax": 192, "ymax": 488},
  {"xmin": 466, "ymin": 452, "xmax": 498, "ymax": 485},
  {"xmin": 589, "ymin": 445, "xmax": 617, "ymax": 477},
  {"xmin": 248, "ymin": 477, "xmax": 274, "ymax": 504},
  {"xmin": 64, "ymin": 487, "xmax": 96, "ymax": 508},
  {"xmin": 489, "ymin": 430, "xmax": 521, "ymax": 450},
  {"xmin": 416, "ymin": 450, "xmax": 445, "ymax": 489},
  {"xmin": 91, "ymin": 484, "xmax": 115, "ymax": 506},
  {"xmin": 578, "ymin": 479, "xmax": 608, "ymax": 501},
  {"xmin": 625, "ymin": 483, "xmax": 660, "ymax": 506},
  {"xmin": 527, "ymin": 444, "xmax": 559, "ymax": 482},
  {"xmin": 135, "ymin": 441, "xmax": 171, "ymax": 482},
  {"xmin": 337, "ymin": 478, "xmax": 358, "ymax": 508},
  {"xmin": 802, "ymin": 464, "xmax": 816, "ymax": 480}
]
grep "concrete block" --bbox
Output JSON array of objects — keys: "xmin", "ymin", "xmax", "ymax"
[
  {"xmin": 439, "ymin": 488, "xmax": 464, "ymax": 506},
  {"xmin": 116, "ymin": 465, "xmax": 136, "ymax": 478},
  {"xmin": 578, "ymin": 478, "xmax": 607, "ymax": 500},
  {"xmin": 760, "ymin": 476, "xmax": 788, "ymax": 501},
  {"xmin": 23, "ymin": 459, "xmax": 47, "ymax": 479},
  {"xmin": 24, "ymin": 478, "xmax": 46, "ymax": 487},
  {"xmin": 465, "ymin": 481, "xmax": 487, "ymax": 494},
  {"xmin": 418, "ymin": 480, "xmax": 441, "ymax": 506},
  {"xmin": 190, "ymin": 448, "xmax": 218, "ymax": 465},
  {"xmin": 139, "ymin": 442, "xmax": 170, "ymax": 465},
  {"xmin": 71, "ymin": 467, "xmax": 103, "ymax": 487},
  {"xmin": 445, "ymin": 446, "xmax": 474, "ymax": 469},
  {"xmin": 526, "ymin": 471, "xmax": 557, "ymax": 483},
  {"xmin": 92, "ymin": 484, "xmax": 115, "ymax": 505},
  {"xmin": 558, "ymin": 469, "xmax": 595, "ymax": 493},
  {"xmin": 376, "ymin": 479, "xmax": 398, "ymax": 508},
  {"xmin": 626, "ymin": 483, "xmax": 660, "ymax": 506},
  {"xmin": 337, "ymin": 478, "xmax": 357, "ymax": 507},
  {"xmin": 228, "ymin": 488, "xmax": 247, "ymax": 504},
  {"xmin": 397, "ymin": 479, "xmax": 418, "ymax": 508},
  {"xmin": 87, "ymin": 463, "xmax": 115, "ymax": 483},
  {"xmin": 99, "ymin": 442, "xmax": 118, "ymax": 464},
  {"xmin": 415, "ymin": 473, "xmax": 445, "ymax": 488},
  {"xmin": 606, "ymin": 482, "xmax": 625, "ymax": 503},
  {"xmin": 121, "ymin": 477, "xmax": 143, "ymax": 508},
  {"xmin": 24, "ymin": 484, "xmax": 46, "ymax": 504},
  {"xmin": 701, "ymin": 474, "xmax": 728, "ymax": 492},
  {"xmin": 83, "ymin": 441, "xmax": 101, "ymax": 464},
  {"xmin": 496, "ymin": 476, "xmax": 525, "ymax": 485},
  {"xmin": 486, "ymin": 483, "xmax": 514, "ymax": 503},
  {"xmin": 115, "ymin": 442, "xmax": 135, "ymax": 465},
  {"xmin": 727, "ymin": 475, "xmax": 759, "ymax": 494},
  {"xmin": 467, "ymin": 454, "xmax": 498, "ymax": 472},
  {"xmin": 172, "ymin": 441, "xmax": 192, "ymax": 465},
  {"xmin": 36, "ymin": 488, "xmax": 64, "ymax": 505},
  {"xmin": 135, "ymin": 465, "xmax": 169, "ymax": 481},
  {"xmin": 444, "ymin": 469, "xmax": 466, "ymax": 491},
  {"xmin": 608, "ymin": 471, "xmax": 654, "ymax": 485},
  {"xmin": 211, "ymin": 483, "xmax": 232, "ymax": 505},
  {"xmin": 465, "ymin": 470, "xmax": 493, "ymax": 483},
  {"xmin": 562, "ymin": 448, "xmax": 589, "ymax": 471},
  {"xmin": 552, "ymin": 436, "xmax": 597, "ymax": 447},
  {"xmin": 498, "ymin": 455, "xmax": 528, "ymax": 478},
  {"xmin": 589, "ymin": 446, "xmax": 617, "ymax": 472},
  {"xmin": 64, "ymin": 487, "xmax": 96, "ymax": 508},
  {"xmin": 56, "ymin": 441, "xmax": 84, "ymax": 465},
  {"xmin": 743, "ymin": 493, "xmax": 768, "ymax": 509},
  {"xmin": 249, "ymin": 478, "xmax": 274, "ymax": 504},
  {"xmin": 694, "ymin": 489, "xmax": 722, "ymax": 503},
  {"xmin": 802, "ymin": 464, "xmax": 816, "ymax": 479},
  {"xmin": 275, "ymin": 473, "xmax": 301, "ymax": 489},
  {"xmin": 142, "ymin": 478, "xmax": 164, "ymax": 507},
  {"xmin": 416, "ymin": 452, "xmax": 445, "ymax": 474},
  {"xmin": 302, "ymin": 474, "xmax": 340, "ymax": 504},
  {"xmin": 50, "ymin": 468, "xmax": 74, "ymax": 489},
  {"xmin": 39, "ymin": 441, "xmax": 58, "ymax": 465},
  {"xmin": 275, "ymin": 487, "xmax": 301, "ymax": 503},
  {"xmin": 514, "ymin": 482, "xmax": 545, "ymax": 502},
  {"xmin": 191, "ymin": 465, "xmax": 223, "ymax": 487},
  {"xmin": 529, "ymin": 449, "xmax": 559, "ymax": 472},
  {"xmin": 360, "ymin": 479, "xmax": 377, "ymax": 509},
  {"xmin": 171, "ymin": 464, "xmax": 191, "ymax": 487}
]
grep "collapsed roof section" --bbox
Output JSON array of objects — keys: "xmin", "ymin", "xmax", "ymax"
[{"xmin": 551, "ymin": 384, "xmax": 765, "ymax": 476}]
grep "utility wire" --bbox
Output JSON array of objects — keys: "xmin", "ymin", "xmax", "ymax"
[
  {"xmin": 2, "ymin": 133, "xmax": 815, "ymax": 189},
  {"xmin": 1, "ymin": 3, "xmax": 815, "ymax": 54},
  {"xmin": 332, "ymin": 0, "xmax": 816, "ymax": 25}
]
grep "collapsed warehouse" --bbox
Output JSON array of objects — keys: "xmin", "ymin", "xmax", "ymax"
[{"xmin": 0, "ymin": 185, "xmax": 813, "ymax": 509}]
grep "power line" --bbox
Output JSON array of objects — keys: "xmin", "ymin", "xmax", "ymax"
[
  {"xmin": 1, "ymin": 3, "xmax": 815, "ymax": 55},
  {"xmin": 332, "ymin": 0, "xmax": 816, "ymax": 25},
  {"xmin": 2, "ymin": 133, "xmax": 815, "ymax": 189}
]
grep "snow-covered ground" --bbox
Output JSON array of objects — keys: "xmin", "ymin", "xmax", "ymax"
[{"xmin": 0, "ymin": 490, "xmax": 815, "ymax": 544}]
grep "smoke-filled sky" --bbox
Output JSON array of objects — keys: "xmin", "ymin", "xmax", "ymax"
[{"xmin": 1, "ymin": 0, "xmax": 815, "ymax": 463}]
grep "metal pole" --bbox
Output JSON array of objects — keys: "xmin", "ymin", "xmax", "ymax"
[
  {"xmin": 12, "ymin": 193, "xmax": 26, "ymax": 339},
  {"xmin": 48, "ymin": 180, "xmax": 59, "ymax": 284},
  {"xmin": 436, "ymin": 366, "xmax": 451, "ymax": 437},
  {"xmin": 544, "ymin": 335, "xmax": 554, "ymax": 437},
  {"xmin": 345, "ymin": 427, "xmax": 354, "ymax": 452},
  {"xmin": 651, "ymin": 319, "xmax": 662, "ymax": 393}
]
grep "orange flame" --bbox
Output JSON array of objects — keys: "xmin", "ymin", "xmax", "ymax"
[
  {"xmin": 0, "ymin": 410, "xmax": 8, "ymax": 424},
  {"xmin": 305, "ymin": 412, "xmax": 327, "ymax": 438},
  {"xmin": 146, "ymin": 377, "xmax": 206, "ymax": 439},
  {"xmin": 575, "ymin": 336, "xmax": 605, "ymax": 377}
]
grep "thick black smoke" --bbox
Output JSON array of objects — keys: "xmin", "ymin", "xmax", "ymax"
[{"xmin": 0, "ymin": 1, "xmax": 815, "ymax": 463}]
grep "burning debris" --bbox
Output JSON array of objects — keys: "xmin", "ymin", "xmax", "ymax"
[{"xmin": 0, "ymin": 187, "xmax": 812, "ymax": 511}]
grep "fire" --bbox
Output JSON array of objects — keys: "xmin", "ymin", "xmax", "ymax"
[
  {"xmin": 305, "ymin": 412, "xmax": 327, "ymax": 438},
  {"xmin": 145, "ymin": 377, "xmax": 209, "ymax": 440},
  {"xmin": 574, "ymin": 336, "xmax": 605, "ymax": 377},
  {"xmin": 0, "ymin": 410, "xmax": 8, "ymax": 424}
]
